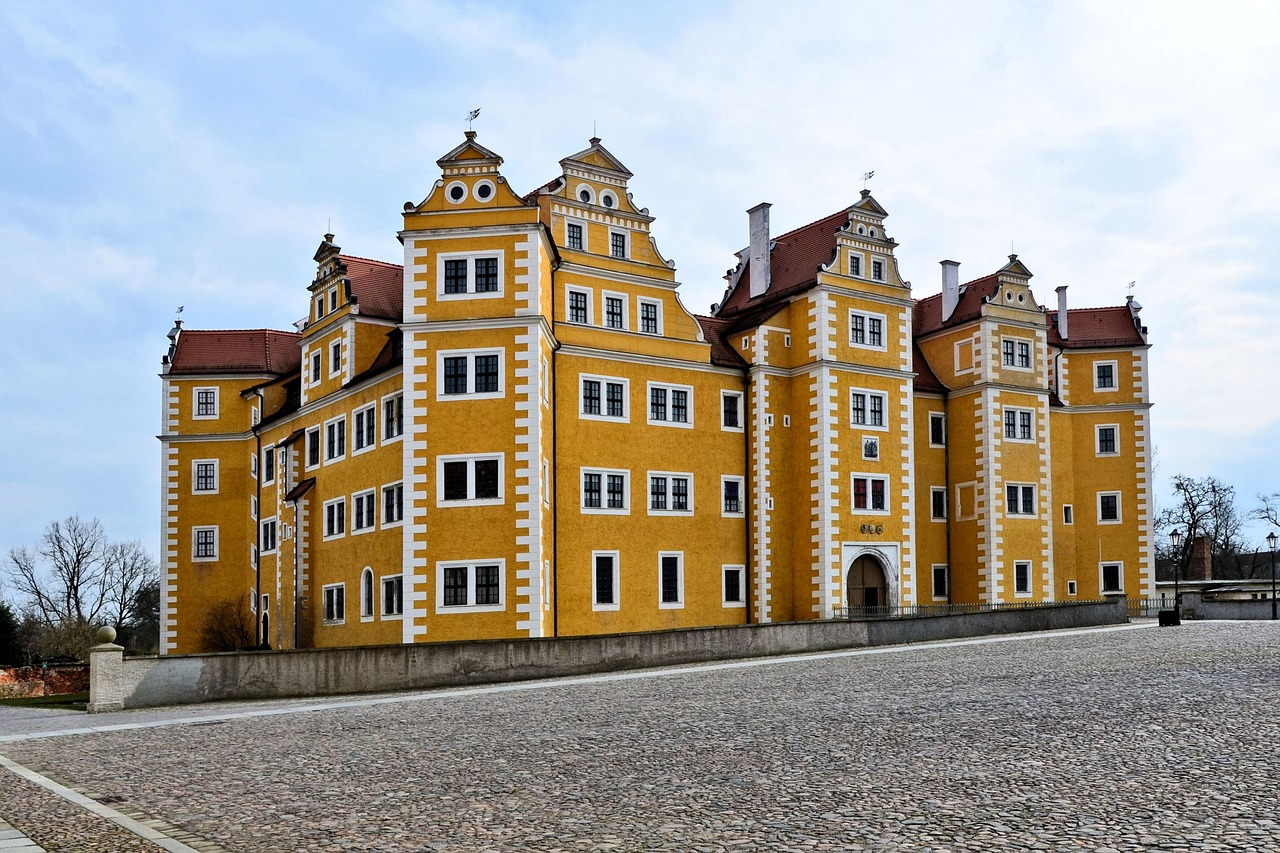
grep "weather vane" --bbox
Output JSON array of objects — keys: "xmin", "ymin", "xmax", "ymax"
[
  {"xmin": 467, "ymin": 108, "xmax": 481, "ymax": 130},
  {"xmin": 1127, "ymin": 280, "xmax": 1136, "ymax": 297},
  {"xmin": 862, "ymin": 170, "xmax": 875, "ymax": 189}
]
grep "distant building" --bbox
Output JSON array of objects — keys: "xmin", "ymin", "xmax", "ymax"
[{"xmin": 158, "ymin": 133, "xmax": 1154, "ymax": 654}]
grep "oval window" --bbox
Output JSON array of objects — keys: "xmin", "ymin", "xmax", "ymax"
[
  {"xmin": 601, "ymin": 192, "xmax": 615, "ymax": 209},
  {"xmin": 580, "ymin": 189, "xmax": 592, "ymax": 202},
  {"xmin": 475, "ymin": 182, "xmax": 493, "ymax": 200}
]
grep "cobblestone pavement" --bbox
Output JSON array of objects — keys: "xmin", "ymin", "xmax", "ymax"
[{"xmin": 2, "ymin": 622, "xmax": 1279, "ymax": 852}]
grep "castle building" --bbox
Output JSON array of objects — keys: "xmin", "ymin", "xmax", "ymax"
[{"xmin": 158, "ymin": 133, "xmax": 1153, "ymax": 654}]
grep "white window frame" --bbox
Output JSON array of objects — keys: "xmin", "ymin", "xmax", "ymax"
[
  {"xmin": 352, "ymin": 404, "xmax": 377, "ymax": 455},
  {"xmin": 322, "ymin": 583, "xmax": 345, "ymax": 625},
  {"xmin": 381, "ymin": 391, "xmax": 404, "ymax": 443},
  {"xmin": 310, "ymin": 351, "xmax": 322, "ymax": 384},
  {"xmin": 260, "ymin": 517, "xmax": 278, "ymax": 555},
  {"xmin": 849, "ymin": 309, "xmax": 888, "ymax": 352},
  {"xmin": 849, "ymin": 387, "xmax": 888, "ymax": 431},
  {"xmin": 436, "ymin": 250, "xmax": 505, "ymax": 300},
  {"xmin": 436, "ymin": 453, "xmax": 505, "ymax": 507},
  {"xmin": 930, "ymin": 486, "xmax": 948, "ymax": 521},
  {"xmin": 328, "ymin": 339, "xmax": 343, "ymax": 378},
  {"xmin": 360, "ymin": 567, "xmax": 375, "ymax": 621},
  {"xmin": 721, "ymin": 475, "xmax": 745, "ymax": 518},
  {"xmin": 1067, "ymin": 580, "xmax": 1078, "ymax": 596},
  {"xmin": 1001, "ymin": 336, "xmax": 1033, "ymax": 371},
  {"xmin": 323, "ymin": 414, "xmax": 346, "ymax": 462},
  {"xmin": 1063, "ymin": 504, "xmax": 1074, "ymax": 525},
  {"xmin": 249, "ymin": 451, "xmax": 258, "ymax": 479},
  {"xmin": 1095, "ymin": 423, "xmax": 1120, "ymax": 457},
  {"xmin": 1094, "ymin": 360, "xmax": 1118, "ymax": 392},
  {"xmin": 1013, "ymin": 560, "xmax": 1033, "ymax": 597},
  {"xmin": 931, "ymin": 564, "xmax": 949, "ymax": 601},
  {"xmin": 647, "ymin": 382, "xmax": 694, "ymax": 429},
  {"xmin": 579, "ymin": 374, "xmax": 630, "ymax": 423},
  {"xmin": 955, "ymin": 481, "xmax": 977, "ymax": 521},
  {"xmin": 870, "ymin": 256, "xmax": 887, "ymax": 282},
  {"xmin": 565, "ymin": 218, "xmax": 587, "ymax": 252},
  {"xmin": 1099, "ymin": 562, "xmax": 1124, "ymax": 594},
  {"xmin": 608, "ymin": 227, "xmax": 629, "ymax": 260},
  {"xmin": 382, "ymin": 481, "xmax": 404, "ymax": 528},
  {"xmin": 435, "ymin": 559, "xmax": 506, "ymax": 613},
  {"xmin": 261, "ymin": 446, "xmax": 276, "ymax": 485},
  {"xmin": 192, "ymin": 386, "xmax": 219, "ymax": 420},
  {"xmin": 953, "ymin": 338, "xmax": 976, "ymax": 375},
  {"xmin": 657, "ymin": 551, "xmax": 685, "ymax": 610},
  {"xmin": 580, "ymin": 467, "xmax": 630, "ymax": 515},
  {"xmin": 601, "ymin": 290, "xmax": 628, "ymax": 330},
  {"xmin": 848, "ymin": 251, "xmax": 863, "ymax": 278},
  {"xmin": 1003, "ymin": 406, "xmax": 1036, "ymax": 443},
  {"xmin": 251, "ymin": 496, "xmax": 258, "ymax": 520},
  {"xmin": 192, "ymin": 459, "xmax": 219, "ymax": 495},
  {"xmin": 1006, "ymin": 483, "xmax": 1037, "ymax": 517},
  {"xmin": 322, "ymin": 497, "xmax": 346, "ymax": 541},
  {"xmin": 637, "ymin": 296, "xmax": 663, "ymax": 335},
  {"xmin": 721, "ymin": 390, "xmax": 744, "ymax": 432},
  {"xmin": 592, "ymin": 551, "xmax": 621, "ymax": 612},
  {"xmin": 436, "ymin": 348, "xmax": 506, "ymax": 401},
  {"xmin": 861, "ymin": 436, "xmax": 880, "ymax": 461},
  {"xmin": 192, "ymin": 526, "xmax": 219, "ymax": 562},
  {"xmin": 928, "ymin": 412, "xmax": 946, "ymax": 448},
  {"xmin": 565, "ymin": 285, "xmax": 593, "ymax": 325},
  {"xmin": 1097, "ymin": 491, "xmax": 1123, "ymax": 525},
  {"xmin": 381, "ymin": 573, "xmax": 404, "ymax": 619},
  {"xmin": 722, "ymin": 565, "xmax": 746, "ymax": 608},
  {"xmin": 351, "ymin": 489, "xmax": 377, "ymax": 535},
  {"xmin": 305, "ymin": 426, "xmax": 322, "ymax": 471},
  {"xmin": 647, "ymin": 471, "xmax": 694, "ymax": 517},
  {"xmin": 851, "ymin": 473, "xmax": 890, "ymax": 516}
]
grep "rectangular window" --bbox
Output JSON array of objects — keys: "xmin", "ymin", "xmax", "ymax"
[
  {"xmin": 1002, "ymin": 339, "xmax": 1015, "ymax": 366},
  {"xmin": 1095, "ymin": 361, "xmax": 1117, "ymax": 390},
  {"xmin": 1006, "ymin": 484, "xmax": 1036, "ymax": 516},
  {"xmin": 323, "ymin": 584, "xmax": 345, "ymax": 624},
  {"xmin": 610, "ymin": 231, "xmax": 627, "ymax": 258},
  {"xmin": 593, "ymin": 552, "xmax": 619, "ymax": 610},
  {"xmin": 606, "ymin": 382, "xmax": 624, "ymax": 418},
  {"xmin": 1100, "ymin": 562, "xmax": 1123, "ymax": 593},
  {"xmin": 1017, "ymin": 341, "xmax": 1031, "ymax": 368},
  {"xmin": 474, "ymin": 257, "xmax": 498, "ymax": 293},
  {"xmin": 849, "ymin": 311, "xmax": 885, "ymax": 349},
  {"xmin": 329, "ymin": 289, "xmax": 337, "ymax": 311},
  {"xmin": 1068, "ymin": 580, "xmax": 1078, "ymax": 596},
  {"xmin": 580, "ymin": 375, "xmax": 628, "ymax": 422},
  {"xmin": 325, "ymin": 417, "xmax": 346, "ymax": 461},
  {"xmin": 639, "ymin": 299, "xmax": 660, "ymax": 334},
  {"xmin": 604, "ymin": 295, "xmax": 624, "ymax": 329},
  {"xmin": 568, "ymin": 289, "xmax": 589, "ymax": 324},
  {"xmin": 436, "ymin": 561, "xmax": 505, "ymax": 611},
  {"xmin": 723, "ymin": 565, "xmax": 745, "ymax": 607},
  {"xmin": 581, "ymin": 468, "xmax": 629, "ymax": 514},
  {"xmin": 443, "ymin": 356, "xmax": 468, "ymax": 395},
  {"xmin": 582, "ymin": 379, "xmax": 601, "ymax": 415},
  {"xmin": 260, "ymin": 518, "xmax": 278, "ymax": 554},
  {"xmin": 1004, "ymin": 408, "xmax": 1033, "ymax": 441},
  {"xmin": 567, "ymin": 222, "xmax": 583, "ymax": 251},
  {"xmin": 722, "ymin": 477, "xmax": 744, "ymax": 515},
  {"xmin": 871, "ymin": 259, "xmax": 885, "ymax": 281},
  {"xmin": 648, "ymin": 473, "xmax": 693, "ymax": 515},
  {"xmin": 193, "ymin": 460, "xmax": 217, "ymax": 493},
  {"xmin": 722, "ymin": 391, "xmax": 742, "ymax": 430},
  {"xmin": 1098, "ymin": 492, "xmax": 1121, "ymax": 524},
  {"xmin": 849, "ymin": 253, "xmax": 861, "ymax": 277},
  {"xmin": 329, "ymin": 340, "xmax": 342, "ymax": 377},
  {"xmin": 306, "ymin": 427, "xmax": 321, "ymax": 468},
  {"xmin": 1063, "ymin": 504, "xmax": 1074, "ymax": 525},
  {"xmin": 194, "ymin": 388, "xmax": 218, "ymax": 419},
  {"xmin": 262, "ymin": 447, "xmax": 275, "ymax": 484},
  {"xmin": 852, "ymin": 475, "xmax": 888, "ymax": 512},
  {"xmin": 607, "ymin": 474, "xmax": 625, "ymax": 509},
  {"xmin": 648, "ymin": 383, "xmax": 693, "ymax": 427},
  {"xmin": 352, "ymin": 490, "xmax": 376, "ymax": 532},
  {"xmin": 315, "ymin": 296, "xmax": 325, "ymax": 319},
  {"xmin": 193, "ymin": 526, "xmax": 218, "ymax": 560},
  {"xmin": 383, "ymin": 482, "xmax": 404, "ymax": 524},
  {"xmin": 1014, "ymin": 560, "xmax": 1032, "ymax": 595},
  {"xmin": 323, "ymin": 498, "xmax": 346, "ymax": 539},
  {"xmin": 930, "ymin": 487, "xmax": 947, "ymax": 521},
  {"xmin": 659, "ymin": 553, "xmax": 684, "ymax": 608},
  {"xmin": 438, "ymin": 455, "xmax": 502, "ymax": 504},
  {"xmin": 310, "ymin": 352, "xmax": 321, "ymax": 383},
  {"xmin": 444, "ymin": 258, "xmax": 468, "ymax": 294},
  {"xmin": 932, "ymin": 565, "xmax": 949, "ymax": 600},
  {"xmin": 1097, "ymin": 425, "xmax": 1118, "ymax": 455},
  {"xmin": 929, "ymin": 413, "xmax": 946, "ymax": 447},
  {"xmin": 383, "ymin": 393, "xmax": 404, "ymax": 440},
  {"xmin": 382, "ymin": 575, "xmax": 403, "ymax": 617},
  {"xmin": 354, "ymin": 405, "xmax": 376, "ymax": 452},
  {"xmin": 850, "ymin": 389, "xmax": 886, "ymax": 428},
  {"xmin": 438, "ymin": 350, "xmax": 504, "ymax": 398}
]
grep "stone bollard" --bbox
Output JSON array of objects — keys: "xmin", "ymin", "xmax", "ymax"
[{"xmin": 87, "ymin": 626, "xmax": 124, "ymax": 714}]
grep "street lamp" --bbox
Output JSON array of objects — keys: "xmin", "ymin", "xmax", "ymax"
[
  {"xmin": 1268, "ymin": 531, "xmax": 1278, "ymax": 621},
  {"xmin": 1169, "ymin": 529, "xmax": 1184, "ymax": 621}
]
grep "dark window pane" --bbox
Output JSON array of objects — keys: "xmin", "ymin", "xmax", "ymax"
[
  {"xmin": 724, "ymin": 480, "xmax": 740, "ymax": 513},
  {"xmin": 443, "ymin": 461, "xmax": 469, "ymax": 501},
  {"xmin": 444, "ymin": 259, "xmax": 468, "ymax": 294},
  {"xmin": 583, "ymin": 473, "xmax": 601, "ymax": 508},
  {"xmin": 724, "ymin": 570, "xmax": 741, "ymax": 603},
  {"xmin": 475, "ymin": 355, "xmax": 499, "ymax": 393},
  {"xmin": 661, "ymin": 557, "xmax": 680, "ymax": 603},
  {"xmin": 444, "ymin": 567, "xmax": 468, "ymax": 606},
  {"xmin": 723, "ymin": 394, "xmax": 739, "ymax": 428},
  {"xmin": 650, "ymin": 388, "xmax": 667, "ymax": 421},
  {"xmin": 871, "ymin": 479, "xmax": 885, "ymax": 511},
  {"xmin": 641, "ymin": 303, "xmax": 658, "ymax": 334},
  {"xmin": 671, "ymin": 390, "xmax": 688, "ymax": 423},
  {"xmin": 475, "ymin": 565, "xmax": 500, "ymax": 604},
  {"xmin": 606, "ymin": 383, "xmax": 624, "ymax": 418},
  {"xmin": 610, "ymin": 232, "xmax": 626, "ymax": 258},
  {"xmin": 567, "ymin": 223, "xmax": 583, "ymax": 250},
  {"xmin": 474, "ymin": 459, "xmax": 499, "ymax": 499},
  {"xmin": 583, "ymin": 380, "xmax": 601, "ymax": 415},
  {"xmin": 444, "ymin": 357, "xmax": 468, "ymax": 395},
  {"xmin": 474, "ymin": 257, "xmax": 498, "ymax": 292},
  {"xmin": 607, "ymin": 474, "xmax": 625, "ymax": 509},
  {"xmin": 595, "ymin": 556, "xmax": 614, "ymax": 604}
]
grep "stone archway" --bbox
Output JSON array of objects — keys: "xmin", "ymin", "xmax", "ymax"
[{"xmin": 847, "ymin": 553, "xmax": 889, "ymax": 610}]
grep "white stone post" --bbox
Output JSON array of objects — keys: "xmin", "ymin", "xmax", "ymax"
[{"xmin": 87, "ymin": 626, "xmax": 124, "ymax": 714}]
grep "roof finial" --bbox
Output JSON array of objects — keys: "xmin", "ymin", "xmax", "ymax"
[
  {"xmin": 862, "ymin": 170, "xmax": 875, "ymax": 190},
  {"xmin": 1127, "ymin": 280, "xmax": 1136, "ymax": 297},
  {"xmin": 467, "ymin": 108, "xmax": 481, "ymax": 131}
]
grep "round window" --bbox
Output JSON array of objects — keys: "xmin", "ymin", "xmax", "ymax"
[
  {"xmin": 1006, "ymin": 291, "xmax": 1014, "ymax": 301},
  {"xmin": 576, "ymin": 184, "xmax": 595, "ymax": 204},
  {"xmin": 475, "ymin": 181, "xmax": 494, "ymax": 201},
  {"xmin": 446, "ymin": 181, "xmax": 467, "ymax": 204},
  {"xmin": 601, "ymin": 191, "xmax": 616, "ymax": 209}
]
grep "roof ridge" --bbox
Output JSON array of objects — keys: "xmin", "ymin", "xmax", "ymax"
[
  {"xmin": 771, "ymin": 206, "xmax": 852, "ymax": 244},
  {"xmin": 339, "ymin": 253, "xmax": 402, "ymax": 268},
  {"xmin": 184, "ymin": 328, "xmax": 302, "ymax": 336}
]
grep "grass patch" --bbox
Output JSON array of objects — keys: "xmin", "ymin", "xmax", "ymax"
[{"xmin": 0, "ymin": 692, "xmax": 88, "ymax": 711}]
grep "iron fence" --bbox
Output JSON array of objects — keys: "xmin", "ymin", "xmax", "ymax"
[
  {"xmin": 833, "ymin": 599, "xmax": 1111, "ymax": 620},
  {"xmin": 1126, "ymin": 597, "xmax": 1175, "ymax": 618}
]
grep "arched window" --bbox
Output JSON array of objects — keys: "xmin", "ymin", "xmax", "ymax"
[{"xmin": 361, "ymin": 567, "xmax": 374, "ymax": 619}]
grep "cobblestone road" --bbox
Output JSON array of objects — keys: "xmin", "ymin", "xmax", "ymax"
[{"xmin": 1, "ymin": 622, "xmax": 1279, "ymax": 852}]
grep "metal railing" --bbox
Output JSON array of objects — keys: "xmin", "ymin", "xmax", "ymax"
[
  {"xmin": 833, "ymin": 599, "xmax": 1110, "ymax": 620},
  {"xmin": 1126, "ymin": 597, "xmax": 1175, "ymax": 618}
]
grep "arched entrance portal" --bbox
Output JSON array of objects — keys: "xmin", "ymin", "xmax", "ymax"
[{"xmin": 847, "ymin": 554, "xmax": 888, "ymax": 610}]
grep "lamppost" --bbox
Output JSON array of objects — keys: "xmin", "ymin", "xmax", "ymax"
[
  {"xmin": 1268, "ymin": 531, "xmax": 1278, "ymax": 621},
  {"xmin": 1169, "ymin": 529, "xmax": 1184, "ymax": 621}
]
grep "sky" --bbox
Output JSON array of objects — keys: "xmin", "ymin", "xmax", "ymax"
[{"xmin": 3, "ymin": 0, "xmax": 1280, "ymax": 567}]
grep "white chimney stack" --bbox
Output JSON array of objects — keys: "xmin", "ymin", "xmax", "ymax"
[
  {"xmin": 1055, "ymin": 285, "xmax": 1069, "ymax": 338},
  {"xmin": 748, "ymin": 202, "xmax": 772, "ymax": 299},
  {"xmin": 940, "ymin": 260, "xmax": 960, "ymax": 321}
]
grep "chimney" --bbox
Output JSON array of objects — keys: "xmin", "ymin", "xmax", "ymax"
[
  {"xmin": 1189, "ymin": 535, "xmax": 1213, "ymax": 581},
  {"xmin": 940, "ymin": 260, "xmax": 960, "ymax": 321},
  {"xmin": 1055, "ymin": 286, "xmax": 1069, "ymax": 339},
  {"xmin": 748, "ymin": 203, "xmax": 771, "ymax": 299}
]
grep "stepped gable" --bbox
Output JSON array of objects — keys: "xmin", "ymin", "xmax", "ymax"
[
  {"xmin": 717, "ymin": 208, "xmax": 852, "ymax": 321},
  {"xmin": 912, "ymin": 343, "xmax": 948, "ymax": 393},
  {"xmin": 694, "ymin": 315, "xmax": 750, "ymax": 368},
  {"xmin": 913, "ymin": 273, "xmax": 1001, "ymax": 337},
  {"xmin": 169, "ymin": 329, "xmax": 302, "ymax": 375},
  {"xmin": 1047, "ymin": 306, "xmax": 1146, "ymax": 348},
  {"xmin": 341, "ymin": 254, "xmax": 403, "ymax": 321}
]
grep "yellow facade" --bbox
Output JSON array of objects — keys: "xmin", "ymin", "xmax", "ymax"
[{"xmin": 158, "ymin": 132, "xmax": 1154, "ymax": 655}]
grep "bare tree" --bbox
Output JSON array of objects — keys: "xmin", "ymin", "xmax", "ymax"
[
  {"xmin": 1255, "ymin": 492, "xmax": 1280, "ymax": 529},
  {"xmin": 1157, "ymin": 475, "xmax": 1251, "ymax": 579},
  {"xmin": 197, "ymin": 596, "xmax": 255, "ymax": 653}
]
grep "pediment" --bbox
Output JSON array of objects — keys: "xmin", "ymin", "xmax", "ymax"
[
  {"xmin": 560, "ymin": 137, "xmax": 633, "ymax": 178},
  {"xmin": 436, "ymin": 132, "xmax": 504, "ymax": 168}
]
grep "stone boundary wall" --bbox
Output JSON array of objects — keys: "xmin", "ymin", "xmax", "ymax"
[
  {"xmin": 1181, "ymin": 594, "xmax": 1280, "ymax": 621},
  {"xmin": 98, "ymin": 599, "xmax": 1127, "ymax": 711}
]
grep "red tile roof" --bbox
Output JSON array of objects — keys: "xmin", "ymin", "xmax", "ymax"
[
  {"xmin": 912, "ymin": 344, "xmax": 948, "ymax": 393},
  {"xmin": 169, "ymin": 329, "xmax": 302, "ymax": 376},
  {"xmin": 913, "ymin": 274, "xmax": 1001, "ymax": 337},
  {"xmin": 1046, "ymin": 306, "xmax": 1146, "ymax": 348},
  {"xmin": 341, "ymin": 255, "xmax": 402, "ymax": 321},
  {"xmin": 717, "ymin": 208, "xmax": 851, "ymax": 319},
  {"xmin": 694, "ymin": 315, "xmax": 749, "ymax": 369}
]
